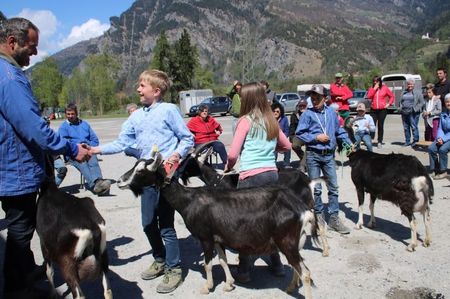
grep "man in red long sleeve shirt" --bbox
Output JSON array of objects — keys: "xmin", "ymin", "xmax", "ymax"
[{"xmin": 330, "ymin": 72, "xmax": 353, "ymax": 120}]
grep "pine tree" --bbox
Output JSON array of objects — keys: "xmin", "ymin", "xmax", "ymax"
[
  {"xmin": 173, "ymin": 29, "xmax": 198, "ymax": 91},
  {"xmin": 150, "ymin": 31, "xmax": 172, "ymax": 74}
]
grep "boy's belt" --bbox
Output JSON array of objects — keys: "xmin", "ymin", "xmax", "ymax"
[{"xmin": 306, "ymin": 147, "xmax": 334, "ymax": 155}]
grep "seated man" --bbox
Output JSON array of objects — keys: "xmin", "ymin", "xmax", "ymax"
[
  {"xmin": 350, "ymin": 103, "xmax": 376, "ymax": 152},
  {"xmin": 58, "ymin": 104, "xmax": 110, "ymax": 194},
  {"xmin": 187, "ymin": 104, "xmax": 227, "ymax": 169}
]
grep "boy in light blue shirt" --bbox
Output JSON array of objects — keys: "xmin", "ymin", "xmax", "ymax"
[{"xmin": 91, "ymin": 70, "xmax": 194, "ymax": 293}]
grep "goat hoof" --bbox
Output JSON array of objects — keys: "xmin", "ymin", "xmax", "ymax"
[
  {"xmin": 200, "ymin": 286, "xmax": 210, "ymax": 295},
  {"xmin": 223, "ymin": 283, "xmax": 235, "ymax": 292},
  {"xmin": 355, "ymin": 223, "xmax": 363, "ymax": 230},
  {"xmin": 104, "ymin": 289, "xmax": 113, "ymax": 299},
  {"xmin": 367, "ymin": 222, "xmax": 376, "ymax": 229},
  {"xmin": 423, "ymin": 239, "xmax": 431, "ymax": 247},
  {"xmin": 406, "ymin": 244, "xmax": 416, "ymax": 252},
  {"xmin": 322, "ymin": 250, "xmax": 329, "ymax": 257}
]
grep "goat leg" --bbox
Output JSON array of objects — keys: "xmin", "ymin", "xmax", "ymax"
[
  {"xmin": 407, "ymin": 215, "xmax": 418, "ymax": 252},
  {"xmin": 45, "ymin": 261, "xmax": 58, "ymax": 298},
  {"xmin": 200, "ymin": 242, "xmax": 214, "ymax": 294},
  {"xmin": 300, "ymin": 260, "xmax": 313, "ymax": 299},
  {"xmin": 423, "ymin": 207, "xmax": 432, "ymax": 247},
  {"xmin": 102, "ymin": 272, "xmax": 113, "ymax": 299},
  {"xmin": 355, "ymin": 188, "xmax": 365, "ymax": 229},
  {"xmin": 318, "ymin": 223, "xmax": 329, "ymax": 257},
  {"xmin": 214, "ymin": 244, "xmax": 235, "ymax": 292},
  {"xmin": 367, "ymin": 195, "xmax": 377, "ymax": 228}
]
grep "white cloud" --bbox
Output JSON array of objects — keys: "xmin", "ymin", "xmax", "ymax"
[
  {"xmin": 10, "ymin": 10, "xmax": 110, "ymax": 66},
  {"xmin": 59, "ymin": 19, "xmax": 110, "ymax": 49}
]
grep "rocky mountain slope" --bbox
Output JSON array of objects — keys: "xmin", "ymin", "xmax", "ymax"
[{"xmin": 28, "ymin": 0, "xmax": 450, "ymax": 86}]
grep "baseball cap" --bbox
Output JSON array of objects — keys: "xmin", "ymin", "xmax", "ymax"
[
  {"xmin": 335, "ymin": 72, "xmax": 343, "ymax": 78},
  {"xmin": 306, "ymin": 84, "xmax": 325, "ymax": 96},
  {"xmin": 356, "ymin": 103, "xmax": 366, "ymax": 111}
]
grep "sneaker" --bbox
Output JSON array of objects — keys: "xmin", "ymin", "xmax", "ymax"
[
  {"xmin": 328, "ymin": 215, "xmax": 350, "ymax": 234},
  {"xmin": 402, "ymin": 143, "xmax": 411, "ymax": 147},
  {"xmin": 141, "ymin": 261, "xmax": 166, "ymax": 280},
  {"xmin": 377, "ymin": 143, "xmax": 382, "ymax": 149},
  {"xmin": 93, "ymin": 179, "xmax": 111, "ymax": 195},
  {"xmin": 411, "ymin": 142, "xmax": 417, "ymax": 147},
  {"xmin": 156, "ymin": 267, "xmax": 183, "ymax": 294},
  {"xmin": 433, "ymin": 172, "xmax": 448, "ymax": 180}
]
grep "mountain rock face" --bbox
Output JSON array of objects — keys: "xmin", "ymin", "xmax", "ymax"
[{"xmin": 50, "ymin": 0, "xmax": 448, "ymax": 87}]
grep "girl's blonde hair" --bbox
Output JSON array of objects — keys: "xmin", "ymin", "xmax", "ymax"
[
  {"xmin": 240, "ymin": 82, "xmax": 279, "ymax": 140},
  {"xmin": 138, "ymin": 69, "xmax": 171, "ymax": 96}
]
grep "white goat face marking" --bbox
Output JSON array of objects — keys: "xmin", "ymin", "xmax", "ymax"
[
  {"xmin": 72, "ymin": 229, "xmax": 93, "ymax": 259},
  {"xmin": 118, "ymin": 161, "xmax": 147, "ymax": 188},
  {"xmin": 412, "ymin": 176, "xmax": 428, "ymax": 212}
]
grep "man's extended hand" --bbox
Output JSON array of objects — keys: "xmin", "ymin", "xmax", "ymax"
[{"xmin": 74, "ymin": 143, "xmax": 91, "ymax": 162}]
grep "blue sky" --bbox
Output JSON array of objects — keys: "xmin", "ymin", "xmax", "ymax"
[{"xmin": 2, "ymin": 0, "xmax": 136, "ymax": 65}]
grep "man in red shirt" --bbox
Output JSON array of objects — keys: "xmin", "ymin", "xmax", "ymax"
[{"xmin": 330, "ymin": 72, "xmax": 353, "ymax": 120}]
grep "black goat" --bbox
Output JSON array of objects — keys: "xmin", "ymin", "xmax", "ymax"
[
  {"xmin": 180, "ymin": 144, "xmax": 329, "ymax": 257},
  {"xmin": 36, "ymin": 182, "xmax": 112, "ymax": 299},
  {"xmin": 348, "ymin": 150, "xmax": 433, "ymax": 252},
  {"xmin": 118, "ymin": 151, "xmax": 317, "ymax": 298}
]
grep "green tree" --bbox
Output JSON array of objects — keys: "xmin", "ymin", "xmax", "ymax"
[
  {"xmin": 173, "ymin": 29, "xmax": 198, "ymax": 91},
  {"xmin": 31, "ymin": 57, "xmax": 63, "ymax": 108},
  {"xmin": 59, "ymin": 68, "xmax": 89, "ymax": 111},
  {"xmin": 347, "ymin": 73, "xmax": 355, "ymax": 90},
  {"xmin": 84, "ymin": 54, "xmax": 120, "ymax": 115},
  {"xmin": 150, "ymin": 31, "xmax": 172, "ymax": 74}
]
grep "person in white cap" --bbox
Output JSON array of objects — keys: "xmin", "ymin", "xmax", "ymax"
[
  {"xmin": 351, "ymin": 103, "xmax": 376, "ymax": 152},
  {"xmin": 295, "ymin": 84, "xmax": 353, "ymax": 234}
]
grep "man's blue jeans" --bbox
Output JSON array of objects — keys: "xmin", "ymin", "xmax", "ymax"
[
  {"xmin": 354, "ymin": 132, "xmax": 373, "ymax": 152},
  {"xmin": 68, "ymin": 154, "xmax": 103, "ymax": 189},
  {"xmin": 0, "ymin": 193, "xmax": 37, "ymax": 292},
  {"xmin": 429, "ymin": 141, "xmax": 450, "ymax": 173},
  {"xmin": 306, "ymin": 151, "xmax": 340, "ymax": 216},
  {"xmin": 401, "ymin": 112, "xmax": 420, "ymax": 144},
  {"xmin": 141, "ymin": 186, "xmax": 180, "ymax": 268}
]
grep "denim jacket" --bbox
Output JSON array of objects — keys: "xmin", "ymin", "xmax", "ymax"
[{"xmin": 0, "ymin": 54, "xmax": 78, "ymax": 196}]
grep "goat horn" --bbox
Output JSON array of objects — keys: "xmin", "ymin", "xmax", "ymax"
[
  {"xmin": 146, "ymin": 152, "xmax": 163, "ymax": 172},
  {"xmin": 191, "ymin": 141, "xmax": 217, "ymax": 157}
]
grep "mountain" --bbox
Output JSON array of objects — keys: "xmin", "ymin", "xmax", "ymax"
[{"xmin": 46, "ymin": 0, "xmax": 450, "ymax": 87}]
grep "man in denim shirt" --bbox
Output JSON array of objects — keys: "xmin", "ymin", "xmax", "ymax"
[
  {"xmin": 0, "ymin": 18, "xmax": 90, "ymax": 298},
  {"xmin": 296, "ymin": 84, "xmax": 352, "ymax": 234},
  {"xmin": 91, "ymin": 70, "xmax": 194, "ymax": 293},
  {"xmin": 58, "ymin": 104, "xmax": 110, "ymax": 194}
]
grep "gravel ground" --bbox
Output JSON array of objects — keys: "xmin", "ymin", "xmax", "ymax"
[{"xmin": 1, "ymin": 114, "xmax": 449, "ymax": 299}]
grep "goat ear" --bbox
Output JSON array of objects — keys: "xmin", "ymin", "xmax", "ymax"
[{"xmin": 146, "ymin": 153, "xmax": 163, "ymax": 172}]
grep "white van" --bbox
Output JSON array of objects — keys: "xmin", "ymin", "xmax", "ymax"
[
  {"xmin": 179, "ymin": 89, "xmax": 213, "ymax": 115},
  {"xmin": 381, "ymin": 74, "xmax": 422, "ymax": 112}
]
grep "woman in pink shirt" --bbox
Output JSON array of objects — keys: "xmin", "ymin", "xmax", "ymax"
[
  {"xmin": 224, "ymin": 82, "xmax": 291, "ymax": 283},
  {"xmin": 366, "ymin": 75, "xmax": 394, "ymax": 148}
]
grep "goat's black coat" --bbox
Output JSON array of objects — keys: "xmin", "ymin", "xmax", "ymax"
[
  {"xmin": 348, "ymin": 150, "xmax": 433, "ymax": 219},
  {"xmin": 36, "ymin": 181, "xmax": 109, "ymax": 294}
]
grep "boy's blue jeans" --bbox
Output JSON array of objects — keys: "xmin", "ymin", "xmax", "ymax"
[
  {"xmin": 141, "ymin": 186, "xmax": 180, "ymax": 268},
  {"xmin": 306, "ymin": 151, "xmax": 340, "ymax": 216},
  {"xmin": 354, "ymin": 132, "xmax": 373, "ymax": 152}
]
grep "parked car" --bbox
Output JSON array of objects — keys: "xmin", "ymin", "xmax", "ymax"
[
  {"xmin": 275, "ymin": 92, "xmax": 302, "ymax": 114},
  {"xmin": 188, "ymin": 96, "xmax": 231, "ymax": 117},
  {"xmin": 348, "ymin": 90, "xmax": 370, "ymax": 113}
]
